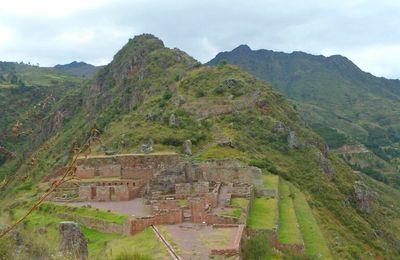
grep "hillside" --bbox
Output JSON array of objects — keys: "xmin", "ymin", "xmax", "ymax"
[
  {"xmin": 0, "ymin": 35, "xmax": 400, "ymax": 259},
  {"xmin": 208, "ymin": 45, "xmax": 400, "ymax": 188},
  {"xmin": 0, "ymin": 62, "xmax": 82, "ymax": 175},
  {"xmin": 54, "ymin": 61, "xmax": 102, "ymax": 78}
]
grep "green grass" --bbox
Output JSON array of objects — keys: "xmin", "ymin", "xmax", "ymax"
[
  {"xmin": 289, "ymin": 184, "xmax": 332, "ymax": 259},
  {"xmin": 263, "ymin": 174, "xmax": 279, "ymax": 189},
  {"xmin": 13, "ymin": 207, "xmax": 126, "ymax": 259},
  {"xmin": 81, "ymin": 226, "xmax": 122, "ymax": 258},
  {"xmin": 220, "ymin": 208, "xmax": 242, "ymax": 218},
  {"xmin": 106, "ymin": 227, "xmax": 170, "ymax": 260},
  {"xmin": 194, "ymin": 145, "xmax": 249, "ymax": 162},
  {"xmin": 278, "ymin": 180, "xmax": 303, "ymax": 244},
  {"xmin": 247, "ymin": 197, "xmax": 277, "ymax": 229},
  {"xmin": 39, "ymin": 202, "xmax": 128, "ymax": 224},
  {"xmin": 230, "ymin": 197, "xmax": 249, "ymax": 209},
  {"xmin": 179, "ymin": 199, "xmax": 189, "ymax": 207}
]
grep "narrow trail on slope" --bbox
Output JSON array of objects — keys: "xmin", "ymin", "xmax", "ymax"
[{"xmin": 151, "ymin": 225, "xmax": 182, "ymax": 260}]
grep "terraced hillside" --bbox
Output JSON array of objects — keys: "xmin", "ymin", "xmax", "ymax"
[
  {"xmin": 1, "ymin": 34, "xmax": 400, "ymax": 259},
  {"xmin": 246, "ymin": 174, "xmax": 331, "ymax": 259}
]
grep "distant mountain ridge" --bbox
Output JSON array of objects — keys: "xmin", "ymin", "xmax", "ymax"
[
  {"xmin": 54, "ymin": 61, "xmax": 102, "ymax": 78},
  {"xmin": 208, "ymin": 45, "xmax": 400, "ymax": 186}
]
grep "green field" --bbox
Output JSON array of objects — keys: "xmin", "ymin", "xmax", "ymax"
[
  {"xmin": 220, "ymin": 207, "xmax": 242, "ymax": 218},
  {"xmin": 39, "ymin": 202, "xmax": 128, "ymax": 224},
  {"xmin": 278, "ymin": 180, "xmax": 303, "ymax": 244},
  {"xmin": 289, "ymin": 184, "xmax": 332, "ymax": 259},
  {"xmin": 106, "ymin": 227, "xmax": 170, "ymax": 260},
  {"xmin": 263, "ymin": 174, "xmax": 279, "ymax": 190},
  {"xmin": 247, "ymin": 197, "xmax": 277, "ymax": 229},
  {"xmin": 230, "ymin": 197, "xmax": 249, "ymax": 209}
]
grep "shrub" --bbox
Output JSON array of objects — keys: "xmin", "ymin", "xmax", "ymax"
[
  {"xmin": 162, "ymin": 90, "xmax": 173, "ymax": 100},
  {"xmin": 242, "ymin": 232, "xmax": 274, "ymax": 259},
  {"xmin": 213, "ymin": 85, "xmax": 225, "ymax": 95},
  {"xmin": 161, "ymin": 136, "xmax": 183, "ymax": 146},
  {"xmin": 195, "ymin": 88, "xmax": 205, "ymax": 97}
]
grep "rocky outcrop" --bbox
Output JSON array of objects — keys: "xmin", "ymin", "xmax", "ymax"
[
  {"xmin": 315, "ymin": 150, "xmax": 334, "ymax": 179},
  {"xmin": 141, "ymin": 139, "xmax": 154, "ymax": 154},
  {"xmin": 287, "ymin": 131, "xmax": 301, "ymax": 149},
  {"xmin": 273, "ymin": 121, "xmax": 287, "ymax": 133},
  {"xmin": 169, "ymin": 113, "xmax": 177, "ymax": 127},
  {"xmin": 182, "ymin": 140, "xmax": 192, "ymax": 156},
  {"xmin": 174, "ymin": 95, "xmax": 186, "ymax": 107},
  {"xmin": 58, "ymin": 221, "xmax": 88, "ymax": 260},
  {"xmin": 353, "ymin": 181, "xmax": 374, "ymax": 214}
]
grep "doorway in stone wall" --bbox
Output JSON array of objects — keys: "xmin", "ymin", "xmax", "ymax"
[
  {"xmin": 90, "ymin": 186, "xmax": 96, "ymax": 200},
  {"xmin": 110, "ymin": 187, "xmax": 116, "ymax": 201}
]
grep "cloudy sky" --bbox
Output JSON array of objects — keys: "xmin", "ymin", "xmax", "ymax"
[{"xmin": 1, "ymin": 0, "xmax": 400, "ymax": 78}]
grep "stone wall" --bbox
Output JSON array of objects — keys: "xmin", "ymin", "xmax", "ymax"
[
  {"xmin": 190, "ymin": 198, "xmax": 208, "ymax": 223},
  {"xmin": 175, "ymin": 181, "xmax": 209, "ymax": 197},
  {"xmin": 78, "ymin": 184, "xmax": 139, "ymax": 202},
  {"xmin": 151, "ymin": 199, "xmax": 181, "ymax": 212},
  {"xmin": 57, "ymin": 213, "xmax": 125, "ymax": 234},
  {"xmin": 210, "ymin": 224, "xmax": 244, "ymax": 257},
  {"xmin": 230, "ymin": 183, "xmax": 254, "ymax": 198},
  {"xmin": 75, "ymin": 153, "xmax": 179, "ymax": 180},
  {"xmin": 126, "ymin": 209, "xmax": 184, "ymax": 234},
  {"xmin": 186, "ymin": 159, "xmax": 263, "ymax": 188},
  {"xmin": 206, "ymin": 214, "xmax": 239, "ymax": 225}
]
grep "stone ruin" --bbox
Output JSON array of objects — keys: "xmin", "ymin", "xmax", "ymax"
[{"xmin": 48, "ymin": 153, "xmax": 262, "ymax": 243}]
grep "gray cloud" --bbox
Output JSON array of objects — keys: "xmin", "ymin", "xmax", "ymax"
[{"xmin": 1, "ymin": 0, "xmax": 400, "ymax": 78}]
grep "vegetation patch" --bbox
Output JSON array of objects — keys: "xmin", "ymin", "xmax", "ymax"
[
  {"xmin": 106, "ymin": 227, "xmax": 170, "ymax": 260},
  {"xmin": 194, "ymin": 145, "xmax": 249, "ymax": 162},
  {"xmin": 278, "ymin": 180, "xmax": 303, "ymax": 245},
  {"xmin": 289, "ymin": 184, "xmax": 332, "ymax": 259},
  {"xmin": 39, "ymin": 202, "xmax": 128, "ymax": 225},
  {"xmin": 230, "ymin": 197, "xmax": 249, "ymax": 209},
  {"xmin": 263, "ymin": 174, "xmax": 279, "ymax": 190},
  {"xmin": 219, "ymin": 208, "xmax": 242, "ymax": 218},
  {"xmin": 247, "ymin": 197, "xmax": 277, "ymax": 230}
]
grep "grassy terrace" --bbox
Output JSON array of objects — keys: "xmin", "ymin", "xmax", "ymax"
[
  {"xmin": 106, "ymin": 227, "xmax": 170, "ymax": 260},
  {"xmin": 290, "ymin": 184, "xmax": 333, "ymax": 259},
  {"xmin": 247, "ymin": 197, "xmax": 277, "ymax": 229},
  {"xmin": 230, "ymin": 197, "xmax": 249, "ymax": 209},
  {"xmin": 247, "ymin": 174, "xmax": 279, "ymax": 230},
  {"xmin": 12, "ymin": 207, "xmax": 167, "ymax": 259},
  {"xmin": 39, "ymin": 202, "xmax": 128, "ymax": 225},
  {"xmin": 278, "ymin": 180, "xmax": 303, "ymax": 245},
  {"xmin": 263, "ymin": 174, "xmax": 279, "ymax": 190},
  {"xmin": 220, "ymin": 208, "xmax": 242, "ymax": 218}
]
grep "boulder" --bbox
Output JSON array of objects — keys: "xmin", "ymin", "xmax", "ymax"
[
  {"xmin": 169, "ymin": 113, "xmax": 177, "ymax": 127},
  {"xmin": 182, "ymin": 140, "xmax": 192, "ymax": 156},
  {"xmin": 174, "ymin": 95, "xmax": 186, "ymax": 107},
  {"xmin": 141, "ymin": 139, "xmax": 154, "ymax": 154},
  {"xmin": 59, "ymin": 221, "xmax": 88, "ymax": 260},
  {"xmin": 287, "ymin": 131, "xmax": 301, "ymax": 149},
  {"xmin": 273, "ymin": 121, "xmax": 287, "ymax": 133},
  {"xmin": 104, "ymin": 150, "xmax": 116, "ymax": 155}
]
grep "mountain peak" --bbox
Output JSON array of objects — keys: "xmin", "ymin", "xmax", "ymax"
[
  {"xmin": 232, "ymin": 44, "xmax": 252, "ymax": 52},
  {"xmin": 54, "ymin": 61, "xmax": 100, "ymax": 77}
]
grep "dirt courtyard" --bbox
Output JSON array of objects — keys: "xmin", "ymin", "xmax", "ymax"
[
  {"xmin": 158, "ymin": 223, "xmax": 239, "ymax": 260},
  {"xmin": 68, "ymin": 198, "xmax": 151, "ymax": 216}
]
